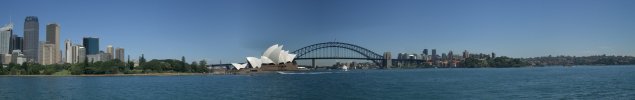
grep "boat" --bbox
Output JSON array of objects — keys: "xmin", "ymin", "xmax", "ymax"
[{"xmin": 342, "ymin": 65, "xmax": 349, "ymax": 71}]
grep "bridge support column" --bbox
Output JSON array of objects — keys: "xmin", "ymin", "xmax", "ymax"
[{"xmin": 312, "ymin": 59, "xmax": 316, "ymax": 69}]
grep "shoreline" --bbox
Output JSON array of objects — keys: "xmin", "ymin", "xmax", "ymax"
[
  {"xmin": 2, "ymin": 65, "xmax": 633, "ymax": 76},
  {"xmin": 0, "ymin": 73, "xmax": 209, "ymax": 77}
]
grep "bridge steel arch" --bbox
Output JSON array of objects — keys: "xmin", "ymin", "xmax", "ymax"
[{"xmin": 291, "ymin": 42, "xmax": 386, "ymax": 67}]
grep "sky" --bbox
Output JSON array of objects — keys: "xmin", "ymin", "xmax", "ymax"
[{"xmin": 2, "ymin": 0, "xmax": 635, "ymax": 64}]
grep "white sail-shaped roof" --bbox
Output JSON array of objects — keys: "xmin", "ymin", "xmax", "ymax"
[
  {"xmin": 269, "ymin": 45, "xmax": 283, "ymax": 64},
  {"xmin": 261, "ymin": 56, "xmax": 274, "ymax": 64},
  {"xmin": 279, "ymin": 50, "xmax": 289, "ymax": 63},
  {"xmin": 246, "ymin": 57, "xmax": 262, "ymax": 68},
  {"xmin": 262, "ymin": 44, "xmax": 278, "ymax": 59},
  {"xmin": 231, "ymin": 44, "xmax": 298, "ymax": 70},
  {"xmin": 231, "ymin": 63, "xmax": 248, "ymax": 70},
  {"xmin": 287, "ymin": 54, "xmax": 296, "ymax": 62}
]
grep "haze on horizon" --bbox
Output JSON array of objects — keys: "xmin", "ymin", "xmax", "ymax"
[{"xmin": 2, "ymin": 0, "xmax": 634, "ymax": 63}]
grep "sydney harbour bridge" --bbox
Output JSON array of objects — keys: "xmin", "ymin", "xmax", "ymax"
[
  {"xmin": 291, "ymin": 42, "xmax": 388, "ymax": 68},
  {"xmin": 212, "ymin": 42, "xmax": 423, "ymax": 69}
]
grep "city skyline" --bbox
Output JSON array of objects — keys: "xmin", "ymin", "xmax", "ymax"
[{"xmin": 2, "ymin": 0, "xmax": 634, "ymax": 63}]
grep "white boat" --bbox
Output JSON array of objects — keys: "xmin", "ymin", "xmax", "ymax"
[{"xmin": 342, "ymin": 65, "xmax": 349, "ymax": 71}]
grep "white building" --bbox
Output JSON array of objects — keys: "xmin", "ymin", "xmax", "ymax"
[
  {"xmin": 232, "ymin": 44, "xmax": 296, "ymax": 70},
  {"xmin": 11, "ymin": 50, "xmax": 26, "ymax": 65},
  {"xmin": 64, "ymin": 39, "xmax": 73, "ymax": 63},
  {"xmin": 0, "ymin": 23, "xmax": 13, "ymax": 55}
]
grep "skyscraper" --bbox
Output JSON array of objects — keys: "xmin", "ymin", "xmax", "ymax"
[
  {"xmin": 448, "ymin": 51, "xmax": 454, "ymax": 60},
  {"xmin": 106, "ymin": 45, "xmax": 114, "ymax": 61},
  {"xmin": 77, "ymin": 46, "xmax": 85, "ymax": 63},
  {"xmin": 83, "ymin": 37, "xmax": 99, "ymax": 55},
  {"xmin": 423, "ymin": 49, "xmax": 428, "ymax": 56},
  {"xmin": 463, "ymin": 50, "xmax": 469, "ymax": 59},
  {"xmin": 491, "ymin": 52, "xmax": 496, "ymax": 58},
  {"xmin": 116, "ymin": 48, "xmax": 125, "ymax": 62},
  {"xmin": 46, "ymin": 23, "xmax": 60, "ymax": 64},
  {"xmin": 432, "ymin": 49, "xmax": 438, "ymax": 66},
  {"xmin": 23, "ymin": 16, "xmax": 39, "ymax": 62},
  {"xmin": 0, "ymin": 23, "xmax": 13, "ymax": 54},
  {"xmin": 10, "ymin": 35, "xmax": 23, "ymax": 51},
  {"xmin": 65, "ymin": 39, "xmax": 73, "ymax": 63}
]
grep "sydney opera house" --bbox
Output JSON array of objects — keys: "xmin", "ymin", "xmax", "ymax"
[{"xmin": 231, "ymin": 44, "xmax": 298, "ymax": 72}]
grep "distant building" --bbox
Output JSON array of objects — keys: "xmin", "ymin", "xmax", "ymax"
[
  {"xmin": 23, "ymin": 16, "xmax": 39, "ymax": 63},
  {"xmin": 423, "ymin": 49, "xmax": 428, "ymax": 55},
  {"xmin": 463, "ymin": 50, "xmax": 469, "ymax": 59},
  {"xmin": 46, "ymin": 23, "xmax": 61, "ymax": 64},
  {"xmin": 441, "ymin": 53, "xmax": 447, "ymax": 61},
  {"xmin": 83, "ymin": 37, "xmax": 99, "ymax": 55},
  {"xmin": 64, "ymin": 40, "xmax": 73, "ymax": 63},
  {"xmin": 0, "ymin": 23, "xmax": 13, "ymax": 55},
  {"xmin": 39, "ymin": 42, "xmax": 55, "ymax": 65},
  {"xmin": 11, "ymin": 50, "xmax": 26, "ymax": 65},
  {"xmin": 2, "ymin": 54, "xmax": 10, "ymax": 64},
  {"xmin": 99, "ymin": 51, "xmax": 109, "ymax": 62},
  {"xmin": 491, "ymin": 52, "xmax": 496, "ymax": 58},
  {"xmin": 10, "ymin": 35, "xmax": 23, "ymax": 51},
  {"xmin": 432, "ymin": 49, "xmax": 438, "ymax": 65},
  {"xmin": 448, "ymin": 51, "xmax": 454, "ymax": 60},
  {"xmin": 106, "ymin": 45, "xmax": 114, "ymax": 61},
  {"xmin": 87, "ymin": 54, "xmax": 100, "ymax": 63},
  {"xmin": 77, "ymin": 46, "xmax": 85, "ymax": 63},
  {"xmin": 115, "ymin": 48, "xmax": 124, "ymax": 62}
]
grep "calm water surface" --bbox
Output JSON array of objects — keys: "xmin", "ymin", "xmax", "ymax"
[{"xmin": 1, "ymin": 65, "xmax": 634, "ymax": 100}]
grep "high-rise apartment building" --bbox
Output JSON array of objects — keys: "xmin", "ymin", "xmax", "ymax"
[
  {"xmin": 106, "ymin": 45, "xmax": 114, "ymax": 61},
  {"xmin": 115, "ymin": 48, "xmax": 124, "ymax": 62}
]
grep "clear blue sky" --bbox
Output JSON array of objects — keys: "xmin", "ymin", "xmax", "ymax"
[{"xmin": 2, "ymin": 0, "xmax": 634, "ymax": 63}]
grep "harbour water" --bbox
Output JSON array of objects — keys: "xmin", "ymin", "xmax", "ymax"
[{"xmin": 1, "ymin": 65, "xmax": 634, "ymax": 99}]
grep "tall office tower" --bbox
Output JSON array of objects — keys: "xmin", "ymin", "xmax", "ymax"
[
  {"xmin": 106, "ymin": 45, "xmax": 114, "ymax": 60},
  {"xmin": 77, "ymin": 46, "xmax": 85, "ymax": 63},
  {"xmin": 116, "ymin": 48, "xmax": 125, "ymax": 62},
  {"xmin": 11, "ymin": 35, "xmax": 23, "ymax": 51},
  {"xmin": 431, "ymin": 49, "xmax": 437, "ymax": 59},
  {"xmin": 46, "ymin": 23, "xmax": 61, "ymax": 64},
  {"xmin": 423, "ymin": 49, "xmax": 428, "ymax": 56},
  {"xmin": 64, "ymin": 39, "xmax": 73, "ymax": 63},
  {"xmin": 39, "ymin": 42, "xmax": 55, "ymax": 65},
  {"xmin": 441, "ymin": 53, "xmax": 447, "ymax": 61},
  {"xmin": 448, "ymin": 51, "xmax": 453, "ymax": 60},
  {"xmin": 83, "ymin": 37, "xmax": 99, "ymax": 55},
  {"xmin": 491, "ymin": 52, "xmax": 496, "ymax": 58},
  {"xmin": 432, "ymin": 49, "xmax": 438, "ymax": 66},
  {"xmin": 463, "ymin": 50, "xmax": 469, "ymax": 58},
  {"xmin": 0, "ymin": 23, "xmax": 13, "ymax": 54},
  {"xmin": 23, "ymin": 16, "xmax": 39, "ymax": 62}
]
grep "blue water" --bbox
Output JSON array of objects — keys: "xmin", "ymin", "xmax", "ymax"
[{"xmin": 1, "ymin": 65, "xmax": 634, "ymax": 100}]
